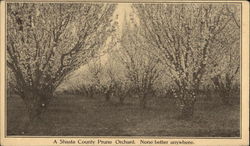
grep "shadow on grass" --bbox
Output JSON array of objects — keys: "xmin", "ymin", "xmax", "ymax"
[{"xmin": 7, "ymin": 94, "xmax": 240, "ymax": 137}]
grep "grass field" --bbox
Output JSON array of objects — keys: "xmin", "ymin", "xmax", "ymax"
[{"xmin": 7, "ymin": 94, "xmax": 240, "ymax": 137}]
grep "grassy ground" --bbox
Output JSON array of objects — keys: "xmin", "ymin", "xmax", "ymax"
[{"xmin": 7, "ymin": 93, "xmax": 240, "ymax": 137}]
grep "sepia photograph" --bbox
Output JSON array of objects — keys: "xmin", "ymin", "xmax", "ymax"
[{"xmin": 0, "ymin": 0, "xmax": 249, "ymax": 145}]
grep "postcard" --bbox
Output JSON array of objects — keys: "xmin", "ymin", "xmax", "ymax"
[{"xmin": 0, "ymin": 0, "xmax": 249, "ymax": 145}]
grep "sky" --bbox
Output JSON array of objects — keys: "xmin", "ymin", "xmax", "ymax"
[
  {"xmin": 97, "ymin": 3, "xmax": 134, "ymax": 64},
  {"xmin": 114, "ymin": 3, "xmax": 133, "ymax": 30}
]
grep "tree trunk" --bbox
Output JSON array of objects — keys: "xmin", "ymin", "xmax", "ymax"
[
  {"xmin": 175, "ymin": 88, "xmax": 196, "ymax": 120},
  {"xmin": 180, "ymin": 102, "xmax": 195, "ymax": 120},
  {"xmin": 88, "ymin": 87, "xmax": 94, "ymax": 98},
  {"xmin": 22, "ymin": 90, "xmax": 52, "ymax": 123},
  {"xmin": 212, "ymin": 75, "xmax": 233, "ymax": 105},
  {"xmin": 119, "ymin": 95, "xmax": 125, "ymax": 104},
  {"xmin": 105, "ymin": 92, "xmax": 111, "ymax": 101},
  {"xmin": 140, "ymin": 95, "xmax": 147, "ymax": 109},
  {"xmin": 219, "ymin": 91, "xmax": 231, "ymax": 106}
]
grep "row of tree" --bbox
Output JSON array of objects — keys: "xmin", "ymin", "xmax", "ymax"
[
  {"xmin": 65, "ymin": 3, "xmax": 240, "ymax": 119},
  {"xmin": 7, "ymin": 3, "xmax": 240, "ymax": 122}
]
